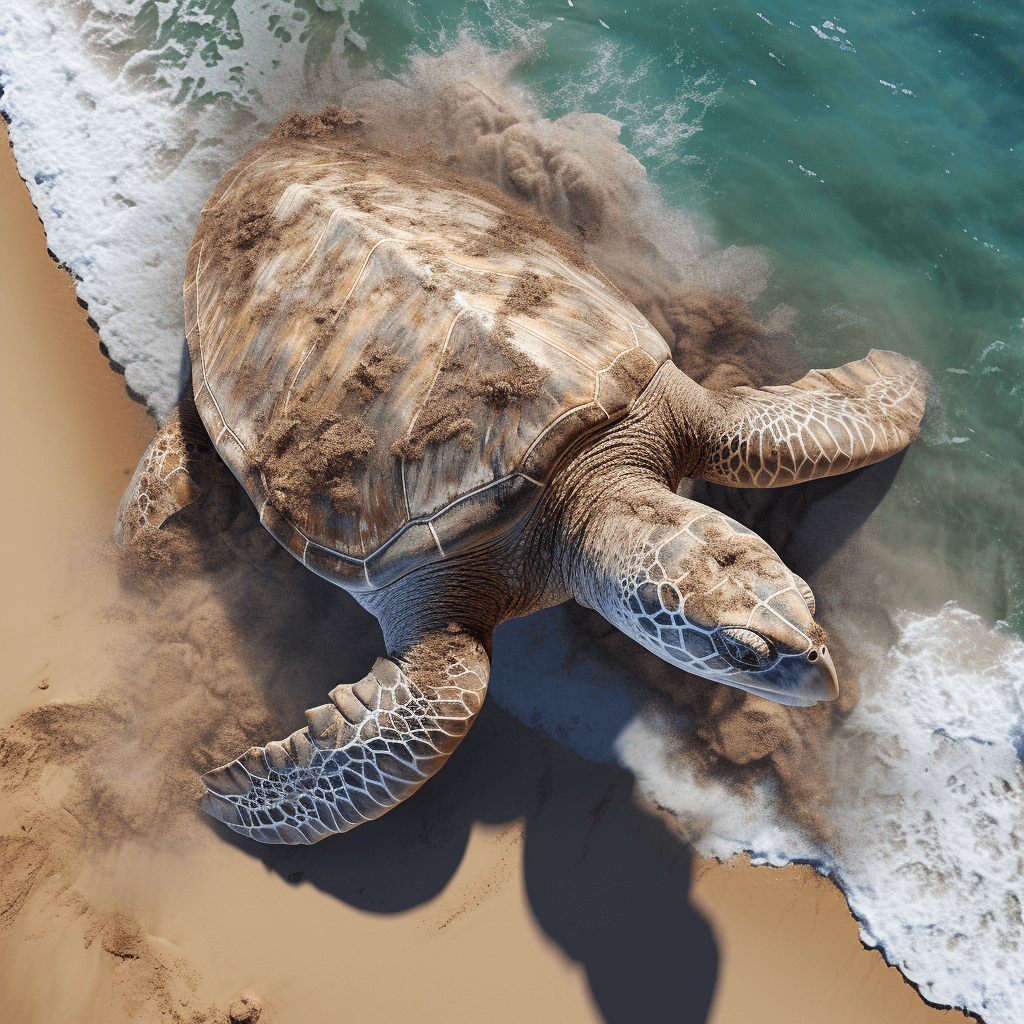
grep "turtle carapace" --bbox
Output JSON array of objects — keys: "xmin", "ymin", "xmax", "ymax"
[{"xmin": 117, "ymin": 108, "xmax": 930, "ymax": 844}]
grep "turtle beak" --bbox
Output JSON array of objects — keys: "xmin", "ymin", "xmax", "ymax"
[{"xmin": 727, "ymin": 646, "xmax": 839, "ymax": 707}]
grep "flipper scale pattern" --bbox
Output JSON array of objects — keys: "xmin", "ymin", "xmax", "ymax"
[
  {"xmin": 697, "ymin": 349, "xmax": 929, "ymax": 488},
  {"xmin": 201, "ymin": 644, "xmax": 488, "ymax": 844},
  {"xmin": 115, "ymin": 394, "xmax": 232, "ymax": 546}
]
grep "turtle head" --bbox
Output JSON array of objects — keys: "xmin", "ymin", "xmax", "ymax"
[{"xmin": 587, "ymin": 501, "xmax": 839, "ymax": 707}]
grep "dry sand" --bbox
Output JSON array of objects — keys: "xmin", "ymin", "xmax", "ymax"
[{"xmin": 0, "ymin": 122, "xmax": 970, "ymax": 1024}]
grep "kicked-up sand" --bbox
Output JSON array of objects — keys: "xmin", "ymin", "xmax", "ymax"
[{"xmin": 0, "ymin": 122, "xmax": 970, "ymax": 1024}]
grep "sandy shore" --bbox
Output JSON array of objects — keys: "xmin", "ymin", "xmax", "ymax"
[{"xmin": 0, "ymin": 123, "xmax": 968, "ymax": 1024}]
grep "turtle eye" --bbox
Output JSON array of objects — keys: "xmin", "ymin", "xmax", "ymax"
[{"xmin": 715, "ymin": 627, "xmax": 775, "ymax": 671}]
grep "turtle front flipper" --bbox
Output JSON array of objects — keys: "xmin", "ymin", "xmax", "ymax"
[
  {"xmin": 682, "ymin": 349, "xmax": 930, "ymax": 487},
  {"xmin": 115, "ymin": 389, "xmax": 229, "ymax": 546},
  {"xmin": 201, "ymin": 627, "xmax": 489, "ymax": 844}
]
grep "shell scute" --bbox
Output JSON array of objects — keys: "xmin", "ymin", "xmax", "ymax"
[{"xmin": 185, "ymin": 127, "xmax": 669, "ymax": 590}]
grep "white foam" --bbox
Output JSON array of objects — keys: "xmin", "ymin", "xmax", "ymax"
[
  {"xmin": 547, "ymin": 36, "xmax": 722, "ymax": 175},
  {"xmin": 618, "ymin": 603, "xmax": 1024, "ymax": 1023},
  {"xmin": 1, "ymin": 0, "xmax": 364, "ymax": 418}
]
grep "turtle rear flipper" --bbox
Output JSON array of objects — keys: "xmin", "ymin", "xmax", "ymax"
[
  {"xmin": 684, "ymin": 349, "xmax": 930, "ymax": 488},
  {"xmin": 115, "ymin": 389, "xmax": 231, "ymax": 547},
  {"xmin": 201, "ymin": 628, "xmax": 489, "ymax": 844}
]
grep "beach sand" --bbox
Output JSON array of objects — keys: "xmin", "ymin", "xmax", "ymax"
[{"xmin": 0, "ymin": 123, "xmax": 970, "ymax": 1024}]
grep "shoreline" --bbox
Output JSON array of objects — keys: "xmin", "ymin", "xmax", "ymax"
[{"xmin": 0, "ymin": 122, "xmax": 968, "ymax": 1024}]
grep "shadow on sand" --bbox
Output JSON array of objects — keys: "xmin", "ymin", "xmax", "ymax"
[
  {"xmin": 212, "ymin": 692, "xmax": 717, "ymax": 1024},
  {"xmin": 195, "ymin": 450, "xmax": 905, "ymax": 1024}
]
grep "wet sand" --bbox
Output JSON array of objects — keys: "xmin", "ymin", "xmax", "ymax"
[{"xmin": 0, "ymin": 123, "xmax": 969, "ymax": 1024}]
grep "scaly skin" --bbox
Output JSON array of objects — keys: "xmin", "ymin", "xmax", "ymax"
[
  {"xmin": 124, "ymin": 349, "xmax": 928, "ymax": 843},
  {"xmin": 115, "ymin": 388, "xmax": 228, "ymax": 546},
  {"xmin": 201, "ymin": 632, "xmax": 489, "ymax": 843},
  {"xmin": 564, "ymin": 492, "xmax": 836, "ymax": 707}
]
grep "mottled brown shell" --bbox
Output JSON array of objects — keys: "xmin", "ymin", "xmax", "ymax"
[{"xmin": 184, "ymin": 122, "xmax": 669, "ymax": 591}]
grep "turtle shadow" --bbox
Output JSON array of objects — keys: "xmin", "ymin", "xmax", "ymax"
[
  {"xmin": 196, "ymin": 449, "xmax": 908, "ymax": 1024},
  {"xmin": 692, "ymin": 450, "xmax": 907, "ymax": 580},
  {"xmin": 209, "ymin": 692, "xmax": 718, "ymax": 1024},
  {"xmin": 178, "ymin": 474, "xmax": 718, "ymax": 1023}
]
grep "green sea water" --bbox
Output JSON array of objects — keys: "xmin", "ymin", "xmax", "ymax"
[
  {"xmin": 427, "ymin": 0, "xmax": 1024, "ymax": 634},
  {"xmin": 119, "ymin": 0, "xmax": 1024, "ymax": 633}
]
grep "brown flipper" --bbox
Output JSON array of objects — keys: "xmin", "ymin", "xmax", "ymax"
[
  {"xmin": 686, "ymin": 349, "xmax": 930, "ymax": 488},
  {"xmin": 115, "ymin": 392, "xmax": 229, "ymax": 546},
  {"xmin": 201, "ymin": 627, "xmax": 490, "ymax": 844}
]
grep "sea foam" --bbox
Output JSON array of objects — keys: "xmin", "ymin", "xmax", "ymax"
[
  {"xmin": 1, "ymin": 0, "xmax": 364, "ymax": 418},
  {"xmin": 616, "ymin": 603, "xmax": 1024, "ymax": 1021},
  {"xmin": 2, "ymin": 5, "xmax": 1022, "ymax": 1022}
]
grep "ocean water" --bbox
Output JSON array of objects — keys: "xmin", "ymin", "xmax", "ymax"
[{"xmin": 2, "ymin": 1, "xmax": 1022, "ymax": 1020}]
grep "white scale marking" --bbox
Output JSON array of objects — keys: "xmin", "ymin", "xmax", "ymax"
[
  {"xmin": 298, "ymin": 207, "xmax": 344, "ymax": 270},
  {"xmin": 461, "ymin": 300, "xmax": 596, "ymax": 375},
  {"xmin": 263, "ymin": 468, "xmax": 543, "ymax": 593},
  {"xmin": 293, "ymin": 160, "xmax": 356, "ymax": 169},
  {"xmin": 428, "ymin": 523, "xmax": 445, "ymax": 557},
  {"xmin": 519, "ymin": 400, "xmax": 599, "ymax": 467},
  {"xmin": 210, "ymin": 153, "xmax": 271, "ymax": 212},
  {"xmin": 445, "ymin": 257, "xmax": 519, "ymax": 279},
  {"xmin": 282, "ymin": 234, "xmax": 411, "ymax": 415}
]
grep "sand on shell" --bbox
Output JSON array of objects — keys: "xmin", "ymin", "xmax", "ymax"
[{"xmin": 0, "ymin": 123, "xmax": 970, "ymax": 1024}]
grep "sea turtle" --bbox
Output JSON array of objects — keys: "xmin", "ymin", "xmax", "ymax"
[{"xmin": 117, "ymin": 108, "xmax": 929, "ymax": 845}]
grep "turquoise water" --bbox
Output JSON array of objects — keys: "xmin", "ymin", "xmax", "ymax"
[
  {"xmin": 389, "ymin": 0, "xmax": 1024, "ymax": 633},
  {"xmin": 81, "ymin": 0, "xmax": 1024, "ymax": 632}
]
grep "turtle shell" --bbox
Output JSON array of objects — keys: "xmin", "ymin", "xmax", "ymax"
[{"xmin": 184, "ymin": 113, "xmax": 670, "ymax": 592}]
